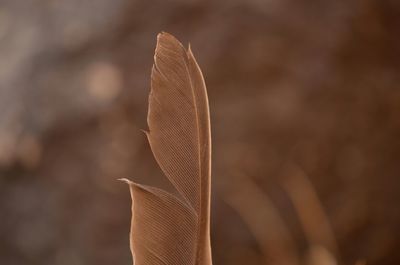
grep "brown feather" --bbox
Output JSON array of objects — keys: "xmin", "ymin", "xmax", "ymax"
[{"xmin": 122, "ymin": 32, "xmax": 212, "ymax": 265}]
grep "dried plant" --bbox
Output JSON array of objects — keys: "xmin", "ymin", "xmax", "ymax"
[
  {"xmin": 121, "ymin": 32, "xmax": 212, "ymax": 265},
  {"xmin": 221, "ymin": 173, "xmax": 299, "ymax": 265},
  {"xmin": 281, "ymin": 164, "xmax": 339, "ymax": 265}
]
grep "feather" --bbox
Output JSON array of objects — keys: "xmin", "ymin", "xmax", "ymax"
[{"xmin": 122, "ymin": 32, "xmax": 212, "ymax": 265}]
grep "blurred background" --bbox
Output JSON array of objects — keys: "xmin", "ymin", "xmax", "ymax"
[{"xmin": 1, "ymin": 0, "xmax": 399, "ymax": 264}]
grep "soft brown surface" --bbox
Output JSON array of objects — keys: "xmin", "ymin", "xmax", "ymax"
[{"xmin": 1, "ymin": 0, "xmax": 400, "ymax": 265}]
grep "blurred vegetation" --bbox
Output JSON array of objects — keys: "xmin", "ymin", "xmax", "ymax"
[{"xmin": 0, "ymin": 0, "xmax": 399, "ymax": 265}]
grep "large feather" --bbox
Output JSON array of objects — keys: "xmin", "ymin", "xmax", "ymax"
[{"xmin": 122, "ymin": 32, "xmax": 212, "ymax": 265}]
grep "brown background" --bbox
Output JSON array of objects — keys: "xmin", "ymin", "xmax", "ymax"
[{"xmin": 0, "ymin": 0, "xmax": 399, "ymax": 264}]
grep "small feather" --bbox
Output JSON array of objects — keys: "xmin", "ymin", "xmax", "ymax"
[{"xmin": 123, "ymin": 32, "xmax": 212, "ymax": 265}]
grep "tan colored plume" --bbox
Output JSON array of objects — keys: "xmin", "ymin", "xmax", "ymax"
[{"xmin": 121, "ymin": 32, "xmax": 212, "ymax": 265}]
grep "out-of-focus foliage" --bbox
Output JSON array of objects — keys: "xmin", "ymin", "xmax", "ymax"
[{"xmin": 0, "ymin": 0, "xmax": 399, "ymax": 265}]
